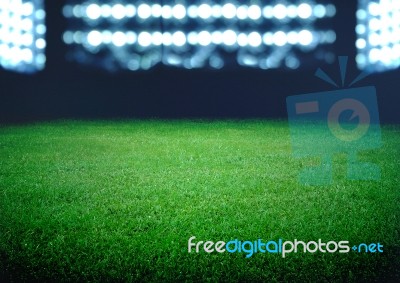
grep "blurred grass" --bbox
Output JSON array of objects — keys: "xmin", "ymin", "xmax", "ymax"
[{"xmin": 0, "ymin": 120, "xmax": 399, "ymax": 282}]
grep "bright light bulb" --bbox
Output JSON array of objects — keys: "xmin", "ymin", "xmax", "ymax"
[
  {"xmin": 298, "ymin": 30, "xmax": 313, "ymax": 46},
  {"xmin": 138, "ymin": 4, "xmax": 152, "ymax": 19},
  {"xmin": 87, "ymin": 30, "xmax": 102, "ymax": 46},
  {"xmin": 298, "ymin": 3, "xmax": 312, "ymax": 19},
  {"xmin": 248, "ymin": 32, "xmax": 262, "ymax": 47},
  {"xmin": 223, "ymin": 29, "xmax": 236, "ymax": 46},
  {"xmin": 198, "ymin": 31, "xmax": 212, "ymax": 46},
  {"xmin": 273, "ymin": 4, "xmax": 287, "ymax": 20},
  {"xmin": 172, "ymin": 4, "xmax": 186, "ymax": 20},
  {"xmin": 222, "ymin": 3, "xmax": 236, "ymax": 19},
  {"xmin": 111, "ymin": 4, "xmax": 125, "ymax": 20},
  {"xmin": 112, "ymin": 31, "xmax": 127, "ymax": 47},
  {"xmin": 86, "ymin": 4, "xmax": 101, "ymax": 20},
  {"xmin": 248, "ymin": 5, "xmax": 261, "ymax": 20},
  {"xmin": 172, "ymin": 31, "xmax": 186, "ymax": 46},
  {"xmin": 198, "ymin": 4, "xmax": 212, "ymax": 19}
]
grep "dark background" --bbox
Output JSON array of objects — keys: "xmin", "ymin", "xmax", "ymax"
[{"xmin": 0, "ymin": 0, "xmax": 399, "ymax": 123}]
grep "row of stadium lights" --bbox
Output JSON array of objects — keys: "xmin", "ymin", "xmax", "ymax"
[
  {"xmin": 2, "ymin": 0, "xmax": 399, "ymax": 73},
  {"xmin": 64, "ymin": 29, "xmax": 336, "ymax": 48},
  {"xmin": 0, "ymin": 25, "xmax": 46, "ymax": 48},
  {"xmin": 63, "ymin": 3, "xmax": 336, "ymax": 21},
  {"xmin": 355, "ymin": 0, "xmax": 400, "ymax": 70},
  {"xmin": 61, "ymin": 2, "xmax": 337, "ymax": 71},
  {"xmin": 0, "ymin": 0, "xmax": 46, "ymax": 70}
]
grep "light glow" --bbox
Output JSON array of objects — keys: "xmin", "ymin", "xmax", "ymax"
[
  {"xmin": 63, "ymin": 0, "xmax": 336, "ymax": 71},
  {"xmin": 356, "ymin": 0, "xmax": 400, "ymax": 72},
  {"xmin": 0, "ymin": 0, "xmax": 46, "ymax": 73}
]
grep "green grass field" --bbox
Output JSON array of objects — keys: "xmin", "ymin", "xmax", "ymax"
[{"xmin": 0, "ymin": 120, "xmax": 399, "ymax": 282}]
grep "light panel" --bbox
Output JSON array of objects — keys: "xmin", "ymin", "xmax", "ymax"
[
  {"xmin": 356, "ymin": 0, "xmax": 400, "ymax": 72},
  {"xmin": 0, "ymin": 0, "xmax": 46, "ymax": 73},
  {"xmin": 63, "ymin": 1, "xmax": 336, "ymax": 71}
]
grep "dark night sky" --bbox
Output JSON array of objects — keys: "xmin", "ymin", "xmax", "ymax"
[{"xmin": 0, "ymin": 0, "xmax": 399, "ymax": 123}]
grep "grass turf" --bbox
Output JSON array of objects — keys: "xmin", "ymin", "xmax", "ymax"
[{"xmin": 0, "ymin": 120, "xmax": 399, "ymax": 282}]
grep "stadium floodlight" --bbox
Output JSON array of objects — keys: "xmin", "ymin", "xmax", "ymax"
[
  {"xmin": 356, "ymin": 0, "xmax": 400, "ymax": 72},
  {"xmin": 0, "ymin": 0, "xmax": 46, "ymax": 73},
  {"xmin": 63, "ymin": 1, "xmax": 162, "ymax": 71},
  {"xmin": 63, "ymin": 1, "xmax": 336, "ymax": 71}
]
